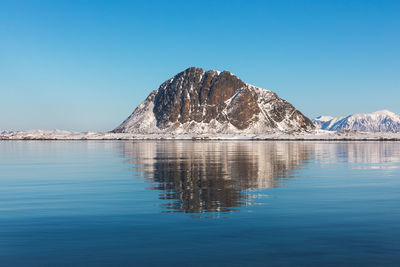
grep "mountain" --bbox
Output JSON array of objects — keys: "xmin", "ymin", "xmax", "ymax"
[
  {"xmin": 113, "ymin": 67, "xmax": 314, "ymax": 134},
  {"xmin": 313, "ymin": 110, "xmax": 400, "ymax": 132}
]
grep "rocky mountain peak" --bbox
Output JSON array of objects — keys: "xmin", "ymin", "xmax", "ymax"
[
  {"xmin": 113, "ymin": 67, "xmax": 315, "ymax": 134},
  {"xmin": 153, "ymin": 67, "xmax": 248, "ymax": 129}
]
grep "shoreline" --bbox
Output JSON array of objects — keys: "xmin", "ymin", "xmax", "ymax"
[
  {"xmin": 1, "ymin": 135, "xmax": 400, "ymax": 141},
  {"xmin": 2, "ymin": 130, "xmax": 400, "ymax": 141},
  {"xmin": 1, "ymin": 139, "xmax": 400, "ymax": 141}
]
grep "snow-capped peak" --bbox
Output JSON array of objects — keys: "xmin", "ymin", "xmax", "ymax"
[
  {"xmin": 371, "ymin": 110, "xmax": 398, "ymax": 117},
  {"xmin": 314, "ymin": 115, "xmax": 335, "ymax": 122}
]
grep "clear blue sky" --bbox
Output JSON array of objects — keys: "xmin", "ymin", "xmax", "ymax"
[{"xmin": 1, "ymin": 0, "xmax": 399, "ymax": 131}]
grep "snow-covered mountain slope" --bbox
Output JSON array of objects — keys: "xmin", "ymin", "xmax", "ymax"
[
  {"xmin": 113, "ymin": 67, "xmax": 315, "ymax": 134},
  {"xmin": 313, "ymin": 110, "xmax": 400, "ymax": 132},
  {"xmin": 313, "ymin": 116, "xmax": 345, "ymax": 130}
]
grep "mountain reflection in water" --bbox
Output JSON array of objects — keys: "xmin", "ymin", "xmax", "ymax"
[{"xmin": 120, "ymin": 141, "xmax": 313, "ymax": 213}]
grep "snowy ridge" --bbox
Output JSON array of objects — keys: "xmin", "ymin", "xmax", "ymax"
[
  {"xmin": 0, "ymin": 129, "xmax": 77, "ymax": 139},
  {"xmin": 313, "ymin": 110, "xmax": 400, "ymax": 132}
]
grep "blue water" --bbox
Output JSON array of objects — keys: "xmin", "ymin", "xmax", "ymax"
[{"xmin": 1, "ymin": 141, "xmax": 400, "ymax": 266}]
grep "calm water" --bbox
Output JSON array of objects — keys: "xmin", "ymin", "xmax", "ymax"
[{"xmin": 1, "ymin": 141, "xmax": 400, "ymax": 266}]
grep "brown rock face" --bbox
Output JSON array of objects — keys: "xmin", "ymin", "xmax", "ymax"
[
  {"xmin": 227, "ymin": 88, "xmax": 261, "ymax": 130},
  {"xmin": 153, "ymin": 67, "xmax": 247, "ymax": 128},
  {"xmin": 113, "ymin": 67, "xmax": 315, "ymax": 134}
]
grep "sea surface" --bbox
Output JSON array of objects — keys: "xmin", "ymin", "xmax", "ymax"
[{"xmin": 1, "ymin": 141, "xmax": 400, "ymax": 266}]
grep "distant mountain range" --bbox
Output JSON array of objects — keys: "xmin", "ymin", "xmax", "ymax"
[
  {"xmin": 313, "ymin": 110, "xmax": 400, "ymax": 132},
  {"xmin": 113, "ymin": 67, "xmax": 315, "ymax": 134}
]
